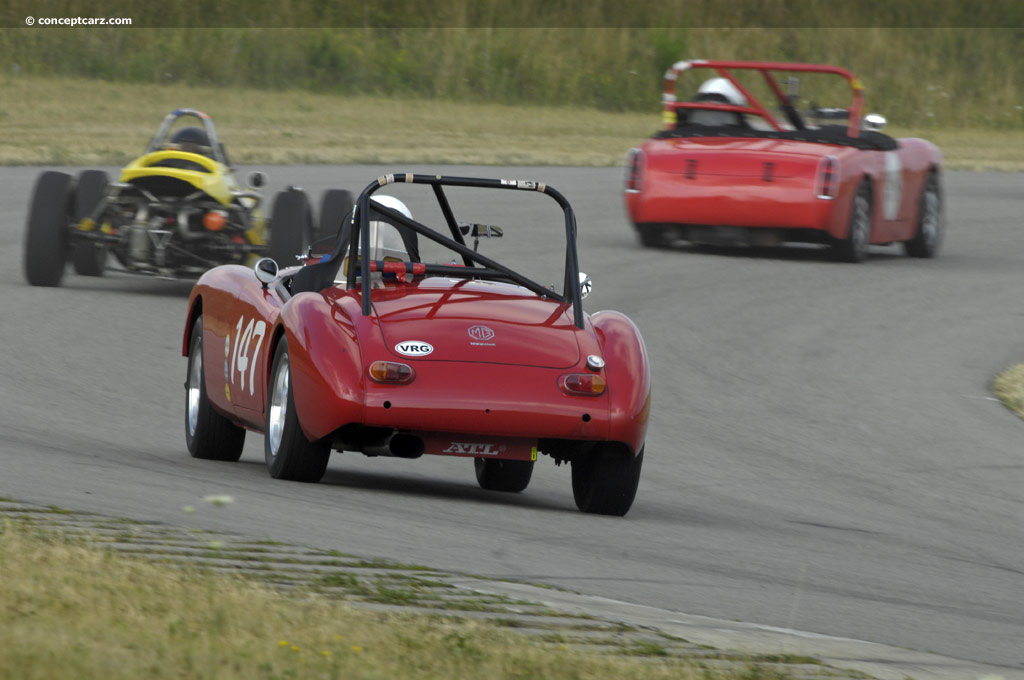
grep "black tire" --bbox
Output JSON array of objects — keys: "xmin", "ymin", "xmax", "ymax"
[
  {"xmin": 23, "ymin": 171, "xmax": 73, "ymax": 287},
  {"xmin": 185, "ymin": 317, "xmax": 246, "ymax": 461},
  {"xmin": 317, "ymin": 189, "xmax": 355, "ymax": 247},
  {"xmin": 904, "ymin": 172, "xmax": 943, "ymax": 258},
  {"xmin": 71, "ymin": 170, "xmax": 109, "ymax": 276},
  {"xmin": 474, "ymin": 458, "xmax": 534, "ymax": 493},
  {"xmin": 269, "ymin": 188, "xmax": 313, "ymax": 267},
  {"xmin": 636, "ymin": 224, "xmax": 666, "ymax": 249},
  {"xmin": 264, "ymin": 337, "xmax": 330, "ymax": 482},
  {"xmin": 571, "ymin": 445, "xmax": 644, "ymax": 516},
  {"xmin": 832, "ymin": 181, "xmax": 872, "ymax": 263}
]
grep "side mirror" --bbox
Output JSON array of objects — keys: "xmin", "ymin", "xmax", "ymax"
[
  {"xmin": 458, "ymin": 223, "xmax": 503, "ymax": 239},
  {"xmin": 247, "ymin": 171, "xmax": 268, "ymax": 189},
  {"xmin": 863, "ymin": 113, "xmax": 887, "ymax": 132},
  {"xmin": 579, "ymin": 272, "xmax": 592, "ymax": 299},
  {"xmin": 254, "ymin": 257, "xmax": 278, "ymax": 287}
]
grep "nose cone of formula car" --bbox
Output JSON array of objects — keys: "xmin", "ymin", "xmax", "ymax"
[{"xmin": 371, "ymin": 280, "xmax": 582, "ymax": 369}]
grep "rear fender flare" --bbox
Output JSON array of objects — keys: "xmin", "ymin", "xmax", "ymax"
[
  {"xmin": 277, "ymin": 293, "xmax": 365, "ymax": 442},
  {"xmin": 591, "ymin": 311, "xmax": 651, "ymax": 455}
]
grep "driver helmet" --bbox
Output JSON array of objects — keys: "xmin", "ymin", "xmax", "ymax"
[
  {"xmin": 367, "ymin": 196, "xmax": 413, "ymax": 262},
  {"xmin": 696, "ymin": 77, "xmax": 747, "ymax": 106},
  {"xmin": 167, "ymin": 126, "xmax": 213, "ymax": 156}
]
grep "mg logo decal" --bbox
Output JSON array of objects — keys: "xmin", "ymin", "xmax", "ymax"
[
  {"xmin": 443, "ymin": 442, "xmax": 502, "ymax": 455},
  {"xmin": 468, "ymin": 325, "xmax": 495, "ymax": 341}
]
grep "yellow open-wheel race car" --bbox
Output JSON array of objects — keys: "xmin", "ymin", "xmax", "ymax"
[{"xmin": 24, "ymin": 109, "xmax": 326, "ymax": 287}]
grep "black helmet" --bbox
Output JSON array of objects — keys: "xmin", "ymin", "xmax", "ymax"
[{"xmin": 168, "ymin": 126, "xmax": 212, "ymax": 155}]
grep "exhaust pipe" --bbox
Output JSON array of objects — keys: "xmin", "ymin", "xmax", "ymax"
[{"xmin": 362, "ymin": 433, "xmax": 424, "ymax": 459}]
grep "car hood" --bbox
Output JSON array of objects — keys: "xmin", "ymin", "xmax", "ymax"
[
  {"xmin": 368, "ymin": 279, "xmax": 582, "ymax": 369},
  {"xmin": 645, "ymin": 136, "xmax": 838, "ymax": 178}
]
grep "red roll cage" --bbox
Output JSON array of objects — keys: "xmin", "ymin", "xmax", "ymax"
[{"xmin": 663, "ymin": 60, "xmax": 866, "ymax": 138}]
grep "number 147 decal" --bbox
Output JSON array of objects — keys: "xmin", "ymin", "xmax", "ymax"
[{"xmin": 228, "ymin": 315, "xmax": 266, "ymax": 397}]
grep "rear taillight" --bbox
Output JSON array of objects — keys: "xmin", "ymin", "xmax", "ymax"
[
  {"xmin": 368, "ymin": 361, "xmax": 415, "ymax": 384},
  {"xmin": 560, "ymin": 373, "xmax": 606, "ymax": 396},
  {"xmin": 625, "ymin": 149, "xmax": 643, "ymax": 193},
  {"xmin": 816, "ymin": 155, "xmax": 838, "ymax": 199}
]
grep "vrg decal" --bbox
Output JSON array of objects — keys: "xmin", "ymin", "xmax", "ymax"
[
  {"xmin": 228, "ymin": 315, "xmax": 267, "ymax": 397},
  {"xmin": 395, "ymin": 341, "xmax": 433, "ymax": 357},
  {"xmin": 443, "ymin": 442, "xmax": 503, "ymax": 455}
]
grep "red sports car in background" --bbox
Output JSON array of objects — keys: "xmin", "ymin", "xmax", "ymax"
[
  {"xmin": 183, "ymin": 173, "xmax": 650, "ymax": 516},
  {"xmin": 624, "ymin": 60, "xmax": 944, "ymax": 262}
]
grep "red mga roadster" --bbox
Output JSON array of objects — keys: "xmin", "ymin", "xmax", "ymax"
[
  {"xmin": 624, "ymin": 60, "xmax": 944, "ymax": 262},
  {"xmin": 183, "ymin": 173, "xmax": 650, "ymax": 516}
]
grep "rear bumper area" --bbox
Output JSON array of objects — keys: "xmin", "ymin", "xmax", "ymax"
[{"xmin": 304, "ymin": 361, "xmax": 614, "ymax": 449}]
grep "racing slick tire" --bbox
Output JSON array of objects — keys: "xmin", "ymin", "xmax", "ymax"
[
  {"xmin": 185, "ymin": 317, "xmax": 246, "ymax": 461},
  {"xmin": 317, "ymin": 189, "xmax": 355, "ymax": 248},
  {"xmin": 269, "ymin": 188, "xmax": 314, "ymax": 267},
  {"xmin": 71, "ymin": 170, "xmax": 109, "ymax": 277},
  {"xmin": 832, "ymin": 181, "xmax": 872, "ymax": 263},
  {"xmin": 474, "ymin": 458, "xmax": 534, "ymax": 493},
  {"xmin": 904, "ymin": 172, "xmax": 943, "ymax": 258},
  {"xmin": 24, "ymin": 171, "xmax": 73, "ymax": 287},
  {"xmin": 636, "ymin": 224, "xmax": 668, "ymax": 249},
  {"xmin": 571, "ymin": 445, "xmax": 643, "ymax": 516},
  {"xmin": 265, "ymin": 337, "xmax": 330, "ymax": 483}
]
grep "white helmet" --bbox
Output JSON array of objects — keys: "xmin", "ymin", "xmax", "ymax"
[
  {"xmin": 370, "ymin": 194, "xmax": 412, "ymax": 220},
  {"xmin": 697, "ymin": 77, "xmax": 747, "ymax": 106},
  {"xmin": 365, "ymin": 195, "xmax": 412, "ymax": 263}
]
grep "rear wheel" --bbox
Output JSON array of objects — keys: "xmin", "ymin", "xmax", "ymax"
[
  {"xmin": 185, "ymin": 317, "xmax": 246, "ymax": 461},
  {"xmin": 904, "ymin": 172, "xmax": 943, "ymax": 258},
  {"xmin": 24, "ymin": 171, "xmax": 73, "ymax": 287},
  {"xmin": 636, "ymin": 224, "xmax": 667, "ymax": 248},
  {"xmin": 317, "ymin": 189, "xmax": 355, "ymax": 247},
  {"xmin": 71, "ymin": 170, "xmax": 109, "ymax": 276},
  {"xmin": 571, "ymin": 445, "xmax": 643, "ymax": 516},
  {"xmin": 832, "ymin": 181, "xmax": 872, "ymax": 263},
  {"xmin": 269, "ymin": 188, "xmax": 313, "ymax": 267},
  {"xmin": 265, "ymin": 338, "xmax": 330, "ymax": 482},
  {"xmin": 474, "ymin": 458, "xmax": 534, "ymax": 493}
]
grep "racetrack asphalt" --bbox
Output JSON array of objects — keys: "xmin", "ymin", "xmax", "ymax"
[{"xmin": 1, "ymin": 165, "xmax": 1022, "ymax": 678}]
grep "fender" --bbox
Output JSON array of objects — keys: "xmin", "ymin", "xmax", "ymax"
[
  {"xmin": 591, "ymin": 310, "xmax": 651, "ymax": 455},
  {"xmin": 278, "ymin": 292, "xmax": 367, "ymax": 442}
]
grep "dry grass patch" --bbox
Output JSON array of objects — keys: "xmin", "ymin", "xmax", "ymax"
[
  {"xmin": 992, "ymin": 364, "xmax": 1024, "ymax": 417},
  {"xmin": 0, "ymin": 75, "xmax": 1021, "ymax": 169},
  {"xmin": 0, "ymin": 522, "xmax": 786, "ymax": 680}
]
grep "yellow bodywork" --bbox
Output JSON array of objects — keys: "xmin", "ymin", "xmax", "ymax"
[{"xmin": 116, "ymin": 150, "xmax": 266, "ymax": 249}]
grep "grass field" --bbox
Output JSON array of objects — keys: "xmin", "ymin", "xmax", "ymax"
[
  {"xmin": 2, "ymin": 74, "xmax": 1023, "ymax": 170},
  {"xmin": 0, "ymin": 520, "xmax": 802, "ymax": 680}
]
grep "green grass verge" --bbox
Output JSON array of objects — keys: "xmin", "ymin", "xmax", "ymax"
[
  {"xmin": 0, "ymin": 521, "xmax": 796, "ymax": 680},
  {"xmin": 1, "ymin": 75, "xmax": 1022, "ymax": 170}
]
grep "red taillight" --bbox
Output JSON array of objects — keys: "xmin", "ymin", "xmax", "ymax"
[
  {"xmin": 560, "ymin": 373, "xmax": 606, "ymax": 396},
  {"xmin": 368, "ymin": 361, "xmax": 415, "ymax": 384},
  {"xmin": 817, "ymin": 156, "xmax": 838, "ymax": 199},
  {"xmin": 625, "ymin": 149, "xmax": 643, "ymax": 193}
]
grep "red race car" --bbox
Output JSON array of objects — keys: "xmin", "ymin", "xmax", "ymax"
[
  {"xmin": 624, "ymin": 60, "xmax": 944, "ymax": 262},
  {"xmin": 183, "ymin": 173, "xmax": 650, "ymax": 516}
]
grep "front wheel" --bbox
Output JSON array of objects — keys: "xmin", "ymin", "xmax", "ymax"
[
  {"xmin": 571, "ymin": 445, "xmax": 643, "ymax": 516},
  {"xmin": 474, "ymin": 458, "xmax": 534, "ymax": 493},
  {"xmin": 72, "ymin": 170, "xmax": 110, "ymax": 276},
  {"xmin": 185, "ymin": 317, "xmax": 246, "ymax": 461},
  {"xmin": 24, "ymin": 171, "xmax": 73, "ymax": 287},
  {"xmin": 832, "ymin": 181, "xmax": 872, "ymax": 263},
  {"xmin": 904, "ymin": 172, "xmax": 943, "ymax": 258},
  {"xmin": 265, "ymin": 338, "xmax": 330, "ymax": 482},
  {"xmin": 317, "ymin": 189, "xmax": 355, "ymax": 248},
  {"xmin": 269, "ymin": 188, "xmax": 313, "ymax": 267}
]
